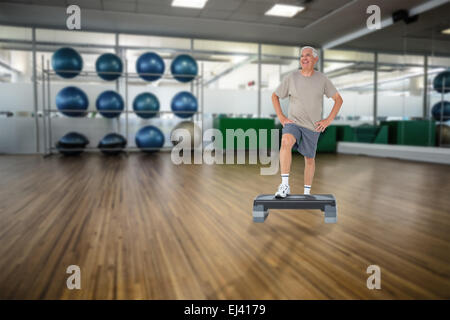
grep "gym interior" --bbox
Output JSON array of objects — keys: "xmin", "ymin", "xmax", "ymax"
[{"xmin": 0, "ymin": 0, "xmax": 449, "ymax": 300}]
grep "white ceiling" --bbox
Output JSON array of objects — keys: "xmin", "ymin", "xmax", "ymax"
[
  {"xmin": 0, "ymin": 0, "xmax": 449, "ymax": 55},
  {"xmin": 3, "ymin": 0, "xmax": 351, "ymax": 28}
]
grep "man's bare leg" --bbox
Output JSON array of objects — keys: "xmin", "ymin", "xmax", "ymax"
[
  {"xmin": 275, "ymin": 134, "xmax": 296, "ymax": 198},
  {"xmin": 280, "ymin": 134, "xmax": 296, "ymax": 174},
  {"xmin": 304, "ymin": 156, "xmax": 315, "ymax": 194}
]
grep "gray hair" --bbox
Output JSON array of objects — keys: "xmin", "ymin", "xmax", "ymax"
[{"xmin": 300, "ymin": 46, "xmax": 318, "ymax": 58}]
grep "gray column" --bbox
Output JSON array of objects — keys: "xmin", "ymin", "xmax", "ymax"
[
  {"xmin": 201, "ymin": 62, "xmax": 204, "ymax": 148},
  {"xmin": 319, "ymin": 48, "xmax": 324, "ymax": 72},
  {"xmin": 32, "ymin": 27, "xmax": 40, "ymax": 153},
  {"xmin": 115, "ymin": 33, "xmax": 119, "ymax": 92},
  {"xmin": 257, "ymin": 43, "xmax": 261, "ymax": 118},
  {"xmin": 299, "ymin": 46, "xmax": 302, "ymax": 69},
  {"xmin": 115, "ymin": 33, "xmax": 120, "ymax": 132},
  {"xmin": 125, "ymin": 59, "xmax": 129, "ymax": 142},
  {"xmin": 373, "ymin": 52, "xmax": 378, "ymax": 126},
  {"xmin": 190, "ymin": 38, "xmax": 194, "ymax": 94},
  {"xmin": 423, "ymin": 55, "xmax": 428, "ymax": 119},
  {"xmin": 320, "ymin": 48, "xmax": 324, "ymax": 119}
]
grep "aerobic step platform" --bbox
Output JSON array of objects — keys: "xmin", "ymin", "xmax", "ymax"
[{"xmin": 253, "ymin": 194, "xmax": 337, "ymax": 223}]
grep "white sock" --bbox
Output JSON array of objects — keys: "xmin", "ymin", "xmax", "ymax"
[
  {"xmin": 304, "ymin": 185, "xmax": 311, "ymax": 195},
  {"xmin": 281, "ymin": 174, "xmax": 289, "ymax": 185}
]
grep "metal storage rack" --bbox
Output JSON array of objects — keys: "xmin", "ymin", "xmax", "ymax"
[
  {"xmin": 40, "ymin": 56, "xmax": 204, "ymax": 156},
  {"xmin": 433, "ymin": 75, "xmax": 449, "ymax": 148}
]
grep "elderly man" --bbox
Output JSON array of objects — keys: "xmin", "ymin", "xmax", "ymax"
[{"xmin": 272, "ymin": 46, "xmax": 343, "ymax": 198}]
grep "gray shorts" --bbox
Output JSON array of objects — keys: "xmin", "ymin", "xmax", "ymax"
[{"xmin": 282, "ymin": 123, "xmax": 320, "ymax": 158}]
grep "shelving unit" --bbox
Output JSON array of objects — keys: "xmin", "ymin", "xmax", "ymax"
[{"xmin": 40, "ymin": 56, "xmax": 204, "ymax": 156}]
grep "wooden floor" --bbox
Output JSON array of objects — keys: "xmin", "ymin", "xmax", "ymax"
[{"xmin": 0, "ymin": 152, "xmax": 449, "ymax": 299}]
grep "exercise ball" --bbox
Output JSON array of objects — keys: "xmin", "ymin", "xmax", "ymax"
[
  {"xmin": 98, "ymin": 133, "xmax": 127, "ymax": 155},
  {"xmin": 170, "ymin": 54, "xmax": 198, "ymax": 83},
  {"xmin": 170, "ymin": 121, "xmax": 202, "ymax": 149},
  {"xmin": 433, "ymin": 71, "xmax": 450, "ymax": 93},
  {"xmin": 96, "ymin": 53, "xmax": 123, "ymax": 81},
  {"xmin": 135, "ymin": 125, "xmax": 165, "ymax": 152},
  {"xmin": 133, "ymin": 92, "xmax": 160, "ymax": 119},
  {"xmin": 436, "ymin": 125, "xmax": 450, "ymax": 145},
  {"xmin": 96, "ymin": 91, "xmax": 124, "ymax": 118},
  {"xmin": 52, "ymin": 47, "xmax": 83, "ymax": 79},
  {"xmin": 171, "ymin": 91, "xmax": 198, "ymax": 118},
  {"xmin": 136, "ymin": 52, "xmax": 165, "ymax": 81},
  {"xmin": 56, "ymin": 86, "xmax": 89, "ymax": 117},
  {"xmin": 431, "ymin": 101, "xmax": 450, "ymax": 121},
  {"xmin": 56, "ymin": 132, "xmax": 89, "ymax": 156}
]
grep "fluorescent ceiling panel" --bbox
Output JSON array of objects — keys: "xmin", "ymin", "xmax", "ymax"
[
  {"xmin": 265, "ymin": 4, "xmax": 305, "ymax": 18},
  {"xmin": 171, "ymin": 0, "xmax": 208, "ymax": 9}
]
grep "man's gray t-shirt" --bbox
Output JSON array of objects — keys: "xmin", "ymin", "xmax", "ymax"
[{"xmin": 275, "ymin": 70, "xmax": 337, "ymax": 131}]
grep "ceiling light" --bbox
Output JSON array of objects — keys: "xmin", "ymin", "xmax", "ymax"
[
  {"xmin": 265, "ymin": 4, "xmax": 305, "ymax": 18},
  {"xmin": 442, "ymin": 28, "xmax": 450, "ymax": 35},
  {"xmin": 232, "ymin": 55, "xmax": 247, "ymax": 64},
  {"xmin": 171, "ymin": 0, "xmax": 208, "ymax": 9}
]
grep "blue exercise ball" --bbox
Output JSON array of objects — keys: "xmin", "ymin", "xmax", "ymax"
[
  {"xmin": 171, "ymin": 91, "xmax": 198, "ymax": 118},
  {"xmin": 433, "ymin": 71, "xmax": 450, "ymax": 93},
  {"xmin": 431, "ymin": 101, "xmax": 450, "ymax": 121},
  {"xmin": 135, "ymin": 125, "xmax": 165, "ymax": 152},
  {"xmin": 96, "ymin": 91, "xmax": 124, "ymax": 118},
  {"xmin": 133, "ymin": 92, "xmax": 160, "ymax": 119},
  {"xmin": 136, "ymin": 52, "xmax": 165, "ymax": 81},
  {"xmin": 170, "ymin": 54, "xmax": 198, "ymax": 83},
  {"xmin": 98, "ymin": 133, "xmax": 127, "ymax": 155},
  {"xmin": 56, "ymin": 86, "xmax": 89, "ymax": 117},
  {"xmin": 52, "ymin": 47, "xmax": 83, "ymax": 79},
  {"xmin": 56, "ymin": 132, "xmax": 89, "ymax": 155},
  {"xmin": 96, "ymin": 53, "xmax": 123, "ymax": 81}
]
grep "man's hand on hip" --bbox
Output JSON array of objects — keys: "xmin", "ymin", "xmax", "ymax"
[
  {"xmin": 281, "ymin": 116, "xmax": 295, "ymax": 127},
  {"xmin": 315, "ymin": 118, "xmax": 331, "ymax": 132}
]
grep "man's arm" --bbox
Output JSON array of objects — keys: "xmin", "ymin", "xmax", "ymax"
[
  {"xmin": 315, "ymin": 92, "xmax": 343, "ymax": 132},
  {"xmin": 272, "ymin": 92, "xmax": 294, "ymax": 126}
]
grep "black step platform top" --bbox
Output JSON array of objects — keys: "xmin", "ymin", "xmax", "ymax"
[{"xmin": 254, "ymin": 194, "xmax": 336, "ymax": 210}]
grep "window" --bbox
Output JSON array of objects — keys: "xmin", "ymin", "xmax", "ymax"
[{"xmin": 324, "ymin": 49, "xmax": 375, "ymax": 124}]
